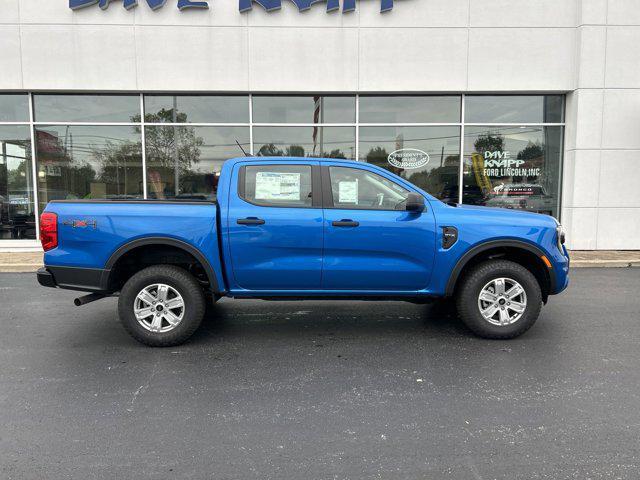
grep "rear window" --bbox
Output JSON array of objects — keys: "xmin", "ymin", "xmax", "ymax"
[{"xmin": 241, "ymin": 165, "xmax": 313, "ymax": 208}]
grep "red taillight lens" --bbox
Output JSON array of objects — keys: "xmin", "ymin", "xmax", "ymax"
[{"xmin": 40, "ymin": 212, "xmax": 58, "ymax": 252}]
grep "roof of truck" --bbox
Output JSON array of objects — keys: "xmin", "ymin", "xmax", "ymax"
[{"xmin": 227, "ymin": 156, "xmax": 353, "ymax": 163}]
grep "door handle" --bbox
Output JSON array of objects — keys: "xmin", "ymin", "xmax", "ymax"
[
  {"xmin": 237, "ymin": 217, "xmax": 265, "ymax": 225},
  {"xmin": 332, "ymin": 219, "xmax": 359, "ymax": 227}
]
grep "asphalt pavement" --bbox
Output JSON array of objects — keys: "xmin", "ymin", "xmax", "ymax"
[{"xmin": 1, "ymin": 269, "xmax": 639, "ymax": 479}]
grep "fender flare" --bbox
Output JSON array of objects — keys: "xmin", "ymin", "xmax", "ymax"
[
  {"xmin": 444, "ymin": 239, "xmax": 554, "ymax": 296},
  {"xmin": 104, "ymin": 237, "xmax": 220, "ymax": 293}
]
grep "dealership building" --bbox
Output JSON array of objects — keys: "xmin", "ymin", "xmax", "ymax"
[{"xmin": 0, "ymin": 0, "xmax": 638, "ymax": 251}]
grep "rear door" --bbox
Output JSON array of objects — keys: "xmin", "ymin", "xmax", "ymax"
[
  {"xmin": 227, "ymin": 161, "xmax": 323, "ymax": 291},
  {"xmin": 321, "ymin": 164, "xmax": 436, "ymax": 291}
]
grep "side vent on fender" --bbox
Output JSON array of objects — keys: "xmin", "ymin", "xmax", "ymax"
[{"xmin": 442, "ymin": 226, "xmax": 458, "ymax": 249}]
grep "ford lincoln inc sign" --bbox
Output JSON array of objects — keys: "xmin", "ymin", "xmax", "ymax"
[{"xmin": 69, "ymin": 0, "xmax": 395, "ymax": 13}]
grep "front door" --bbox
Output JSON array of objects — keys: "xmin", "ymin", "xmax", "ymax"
[
  {"xmin": 321, "ymin": 164, "xmax": 437, "ymax": 291},
  {"xmin": 227, "ymin": 161, "xmax": 323, "ymax": 291}
]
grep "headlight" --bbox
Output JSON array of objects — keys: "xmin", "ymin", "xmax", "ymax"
[{"xmin": 556, "ymin": 224, "xmax": 566, "ymax": 250}]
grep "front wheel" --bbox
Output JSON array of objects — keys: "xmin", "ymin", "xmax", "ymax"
[
  {"xmin": 118, "ymin": 265, "xmax": 206, "ymax": 347},
  {"xmin": 455, "ymin": 259, "xmax": 542, "ymax": 339}
]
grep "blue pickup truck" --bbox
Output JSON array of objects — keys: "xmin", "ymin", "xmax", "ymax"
[{"xmin": 37, "ymin": 157, "xmax": 569, "ymax": 346}]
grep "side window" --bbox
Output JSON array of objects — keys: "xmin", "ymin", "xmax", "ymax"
[
  {"xmin": 329, "ymin": 166, "xmax": 410, "ymax": 210},
  {"xmin": 242, "ymin": 165, "xmax": 313, "ymax": 208}
]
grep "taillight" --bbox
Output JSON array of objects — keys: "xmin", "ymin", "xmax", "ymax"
[{"xmin": 40, "ymin": 212, "xmax": 58, "ymax": 251}]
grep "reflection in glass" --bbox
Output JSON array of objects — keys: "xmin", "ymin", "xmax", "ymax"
[
  {"xmin": 34, "ymin": 95, "xmax": 140, "ymax": 123},
  {"xmin": 462, "ymin": 126, "xmax": 563, "ymax": 217},
  {"xmin": 329, "ymin": 166, "xmax": 410, "ymax": 210},
  {"xmin": 35, "ymin": 125, "xmax": 143, "ymax": 211},
  {"xmin": 464, "ymin": 95, "xmax": 564, "ymax": 124},
  {"xmin": 145, "ymin": 126, "xmax": 249, "ymax": 200},
  {"xmin": 252, "ymin": 96, "xmax": 355, "ymax": 124},
  {"xmin": 144, "ymin": 95, "xmax": 249, "ymax": 124},
  {"xmin": 0, "ymin": 126, "xmax": 35, "ymax": 239},
  {"xmin": 0, "ymin": 94, "xmax": 29, "ymax": 122},
  {"xmin": 359, "ymin": 126, "xmax": 460, "ymax": 202},
  {"xmin": 253, "ymin": 126, "xmax": 356, "ymax": 160},
  {"xmin": 359, "ymin": 96, "xmax": 461, "ymax": 124}
]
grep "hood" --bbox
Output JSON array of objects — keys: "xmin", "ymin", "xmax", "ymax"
[{"xmin": 446, "ymin": 203, "xmax": 559, "ymax": 227}]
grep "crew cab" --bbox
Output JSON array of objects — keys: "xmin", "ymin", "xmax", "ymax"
[{"xmin": 37, "ymin": 157, "xmax": 569, "ymax": 346}]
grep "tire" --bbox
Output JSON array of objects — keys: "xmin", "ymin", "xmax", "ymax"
[
  {"xmin": 455, "ymin": 259, "xmax": 542, "ymax": 339},
  {"xmin": 118, "ymin": 265, "xmax": 205, "ymax": 347}
]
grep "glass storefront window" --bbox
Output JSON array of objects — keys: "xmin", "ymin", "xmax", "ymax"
[
  {"xmin": 252, "ymin": 96, "xmax": 355, "ymax": 124},
  {"xmin": 0, "ymin": 126, "xmax": 35, "ymax": 239},
  {"xmin": 253, "ymin": 126, "xmax": 356, "ymax": 159},
  {"xmin": 145, "ymin": 126, "xmax": 249, "ymax": 200},
  {"xmin": 359, "ymin": 126, "xmax": 460, "ymax": 203},
  {"xmin": 359, "ymin": 96, "xmax": 461, "ymax": 124},
  {"xmin": 0, "ymin": 93, "xmax": 567, "ymax": 243},
  {"xmin": 35, "ymin": 125, "xmax": 143, "ymax": 210},
  {"xmin": 34, "ymin": 95, "xmax": 140, "ymax": 123},
  {"xmin": 0, "ymin": 94, "xmax": 29, "ymax": 122},
  {"xmin": 462, "ymin": 126, "xmax": 563, "ymax": 217},
  {"xmin": 144, "ymin": 95, "xmax": 249, "ymax": 124},
  {"xmin": 465, "ymin": 95, "xmax": 564, "ymax": 124}
]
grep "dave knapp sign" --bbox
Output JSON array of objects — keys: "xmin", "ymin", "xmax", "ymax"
[
  {"xmin": 483, "ymin": 151, "xmax": 541, "ymax": 178},
  {"xmin": 69, "ymin": 0, "xmax": 396, "ymax": 13}
]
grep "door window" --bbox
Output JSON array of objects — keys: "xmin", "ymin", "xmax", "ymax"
[
  {"xmin": 241, "ymin": 164, "xmax": 313, "ymax": 208},
  {"xmin": 328, "ymin": 166, "xmax": 410, "ymax": 210}
]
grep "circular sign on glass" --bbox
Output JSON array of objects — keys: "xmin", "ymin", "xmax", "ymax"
[{"xmin": 387, "ymin": 149, "xmax": 430, "ymax": 170}]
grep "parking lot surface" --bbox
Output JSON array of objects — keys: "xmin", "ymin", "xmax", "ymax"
[{"xmin": 1, "ymin": 269, "xmax": 639, "ymax": 479}]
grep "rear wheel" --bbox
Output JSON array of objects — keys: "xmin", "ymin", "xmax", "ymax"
[
  {"xmin": 455, "ymin": 259, "xmax": 542, "ymax": 339},
  {"xmin": 118, "ymin": 265, "xmax": 205, "ymax": 347}
]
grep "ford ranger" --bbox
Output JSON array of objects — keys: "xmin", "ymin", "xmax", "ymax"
[{"xmin": 37, "ymin": 157, "xmax": 569, "ymax": 346}]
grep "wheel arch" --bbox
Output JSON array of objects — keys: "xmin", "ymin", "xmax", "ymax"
[
  {"xmin": 445, "ymin": 240, "xmax": 555, "ymax": 300},
  {"xmin": 104, "ymin": 237, "xmax": 220, "ymax": 293}
]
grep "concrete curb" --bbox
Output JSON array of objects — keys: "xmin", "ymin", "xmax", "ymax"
[{"xmin": 570, "ymin": 260, "xmax": 640, "ymax": 268}]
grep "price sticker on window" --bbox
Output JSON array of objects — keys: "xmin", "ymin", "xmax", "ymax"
[{"xmin": 338, "ymin": 180, "xmax": 358, "ymax": 204}]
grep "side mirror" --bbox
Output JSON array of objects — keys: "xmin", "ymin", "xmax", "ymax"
[{"xmin": 406, "ymin": 192, "xmax": 426, "ymax": 213}]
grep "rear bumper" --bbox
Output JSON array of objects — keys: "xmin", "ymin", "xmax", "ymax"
[
  {"xmin": 37, "ymin": 267, "xmax": 56, "ymax": 288},
  {"xmin": 37, "ymin": 266, "xmax": 111, "ymax": 293}
]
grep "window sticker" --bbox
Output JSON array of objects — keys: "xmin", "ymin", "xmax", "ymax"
[
  {"xmin": 338, "ymin": 180, "xmax": 358, "ymax": 204},
  {"xmin": 255, "ymin": 172, "xmax": 301, "ymax": 201}
]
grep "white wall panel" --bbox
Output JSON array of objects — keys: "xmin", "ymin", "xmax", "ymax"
[
  {"xmin": 602, "ymin": 89, "xmax": 640, "ymax": 149},
  {"xmin": 21, "ymin": 25, "xmax": 137, "ymax": 90},
  {"xmin": 570, "ymin": 89, "xmax": 604, "ymax": 150},
  {"xmin": 604, "ymin": 27, "xmax": 640, "ymax": 88},
  {"xmin": 0, "ymin": 26, "xmax": 22, "ymax": 89},
  {"xmin": 467, "ymin": 28, "xmax": 575, "ymax": 91},
  {"xmin": 607, "ymin": 0, "xmax": 640, "ymax": 26},
  {"xmin": 470, "ymin": 0, "xmax": 576, "ymax": 27},
  {"xmin": 359, "ymin": 28, "xmax": 467, "ymax": 91},
  {"xmin": 562, "ymin": 150, "xmax": 601, "ymax": 208},
  {"xmin": 598, "ymin": 150, "xmax": 640, "ymax": 207},
  {"xmin": 0, "ymin": 0, "xmax": 19, "ymax": 24},
  {"xmin": 19, "ymin": 0, "xmax": 134, "ymax": 25},
  {"xmin": 562, "ymin": 207, "xmax": 598, "ymax": 250},
  {"xmin": 597, "ymin": 208, "xmax": 640, "ymax": 249},
  {"xmin": 577, "ymin": 0, "xmax": 607, "ymax": 25},
  {"xmin": 249, "ymin": 27, "xmax": 357, "ymax": 92},
  {"xmin": 359, "ymin": 0, "xmax": 468, "ymax": 28},
  {"xmin": 576, "ymin": 26, "xmax": 606, "ymax": 88},
  {"xmin": 136, "ymin": 25, "xmax": 248, "ymax": 91}
]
